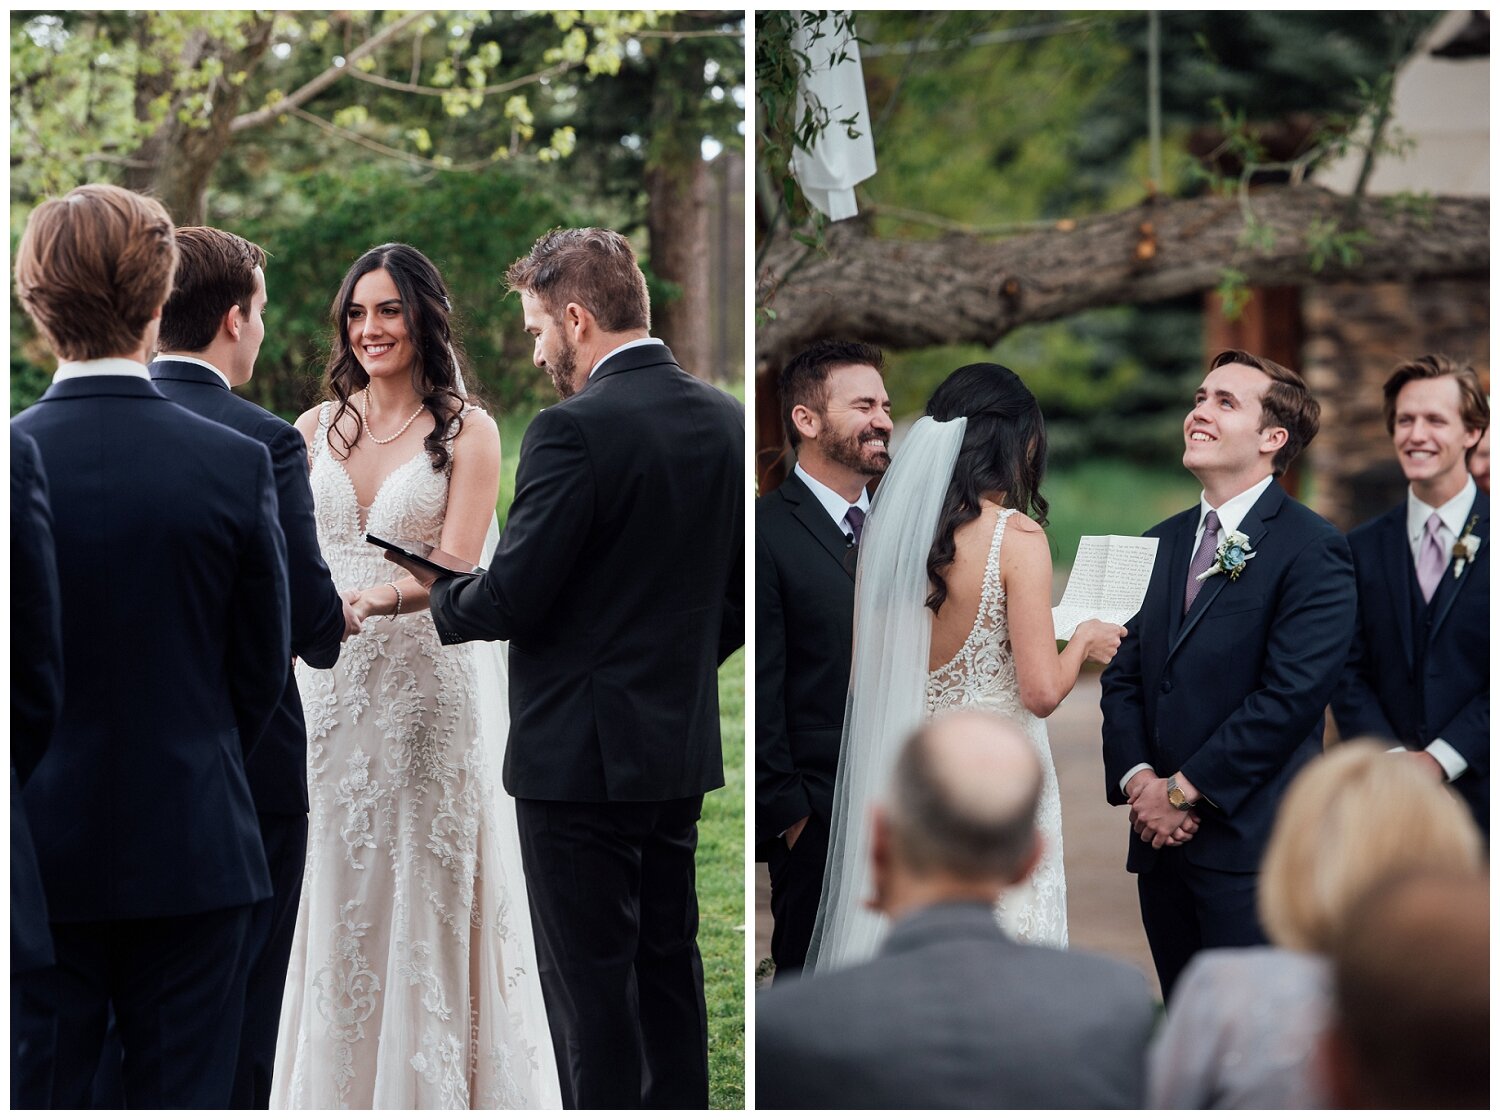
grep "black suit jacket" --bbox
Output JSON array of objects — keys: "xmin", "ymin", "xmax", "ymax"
[
  {"xmin": 13, "ymin": 375, "xmax": 288, "ymax": 920},
  {"xmin": 11, "ymin": 429, "xmax": 62, "ymax": 972},
  {"xmin": 1101, "ymin": 481, "xmax": 1357, "ymax": 873},
  {"xmin": 756, "ymin": 902, "xmax": 1155, "ymax": 1108},
  {"xmin": 151, "ymin": 358, "xmax": 345, "ymax": 815},
  {"xmin": 430, "ymin": 343, "xmax": 744, "ymax": 802},
  {"xmin": 755, "ymin": 470, "xmax": 858, "ymax": 850},
  {"xmin": 1332, "ymin": 490, "xmax": 1488, "ymax": 833}
]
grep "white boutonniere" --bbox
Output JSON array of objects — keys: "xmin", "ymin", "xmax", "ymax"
[
  {"xmin": 1196, "ymin": 528, "xmax": 1257, "ymax": 583},
  {"xmin": 1452, "ymin": 515, "xmax": 1481, "ymax": 578}
]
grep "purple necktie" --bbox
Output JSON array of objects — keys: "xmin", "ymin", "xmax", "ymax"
[
  {"xmin": 1184, "ymin": 510, "xmax": 1222, "ymax": 614},
  {"xmin": 1416, "ymin": 513, "xmax": 1447, "ymax": 602},
  {"xmin": 845, "ymin": 505, "xmax": 866, "ymax": 546}
]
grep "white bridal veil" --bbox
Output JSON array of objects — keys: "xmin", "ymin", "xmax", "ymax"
[{"xmin": 805, "ymin": 414, "xmax": 968, "ymax": 972}]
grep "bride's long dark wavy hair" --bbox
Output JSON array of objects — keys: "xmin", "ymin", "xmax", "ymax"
[
  {"xmin": 923, "ymin": 362, "xmax": 1049, "ymax": 613},
  {"xmin": 323, "ymin": 243, "xmax": 471, "ymax": 471}
]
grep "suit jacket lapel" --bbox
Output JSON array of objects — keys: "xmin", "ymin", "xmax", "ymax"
[
  {"xmin": 780, "ymin": 472, "xmax": 857, "ymax": 579},
  {"xmin": 1168, "ymin": 482, "xmax": 1283, "ymax": 662},
  {"xmin": 1428, "ymin": 491, "xmax": 1488, "ymax": 640}
]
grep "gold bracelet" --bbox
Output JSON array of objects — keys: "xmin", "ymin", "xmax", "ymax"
[{"xmin": 387, "ymin": 581, "xmax": 403, "ymax": 618}]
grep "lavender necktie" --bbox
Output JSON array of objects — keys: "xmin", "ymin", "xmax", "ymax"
[
  {"xmin": 845, "ymin": 505, "xmax": 866, "ymax": 546},
  {"xmin": 1416, "ymin": 513, "xmax": 1447, "ymax": 602},
  {"xmin": 1184, "ymin": 510, "xmax": 1222, "ymax": 614}
]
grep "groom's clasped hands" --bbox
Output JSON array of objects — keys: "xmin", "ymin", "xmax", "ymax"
[{"xmin": 1125, "ymin": 770, "xmax": 1202, "ymax": 849}]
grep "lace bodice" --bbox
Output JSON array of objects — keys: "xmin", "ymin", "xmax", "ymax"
[
  {"xmin": 307, "ymin": 402, "xmax": 453, "ymax": 593},
  {"xmin": 924, "ymin": 506, "xmax": 1067, "ymax": 948}
]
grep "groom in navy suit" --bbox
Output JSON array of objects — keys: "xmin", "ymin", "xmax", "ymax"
[
  {"xmin": 1101, "ymin": 350, "xmax": 1356, "ymax": 1000},
  {"xmin": 11, "ymin": 185, "xmax": 290, "ymax": 1107},
  {"xmin": 149, "ymin": 226, "xmax": 356, "ymax": 1106},
  {"xmin": 1333, "ymin": 356, "xmax": 1489, "ymax": 835}
]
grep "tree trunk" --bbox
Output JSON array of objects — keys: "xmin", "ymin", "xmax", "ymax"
[
  {"xmin": 647, "ymin": 156, "xmax": 712, "ymax": 379},
  {"xmin": 756, "ymin": 186, "xmax": 1489, "ymax": 367},
  {"xmin": 125, "ymin": 17, "xmax": 276, "ymax": 224}
]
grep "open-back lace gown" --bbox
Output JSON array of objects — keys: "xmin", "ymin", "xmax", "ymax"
[
  {"xmin": 270, "ymin": 404, "xmax": 559, "ymax": 1109},
  {"xmin": 925, "ymin": 507, "xmax": 1068, "ymax": 947}
]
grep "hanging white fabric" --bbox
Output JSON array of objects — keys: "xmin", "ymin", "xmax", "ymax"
[{"xmin": 791, "ymin": 12, "xmax": 878, "ymax": 221}]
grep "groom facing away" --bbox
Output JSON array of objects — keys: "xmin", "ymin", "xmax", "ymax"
[
  {"xmin": 1101, "ymin": 350, "xmax": 1357, "ymax": 1001},
  {"xmin": 149, "ymin": 226, "xmax": 357, "ymax": 1107},
  {"xmin": 390, "ymin": 228, "xmax": 744, "ymax": 1108}
]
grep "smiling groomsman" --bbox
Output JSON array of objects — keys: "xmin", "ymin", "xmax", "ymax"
[
  {"xmin": 1333, "ymin": 356, "xmax": 1489, "ymax": 836},
  {"xmin": 1100, "ymin": 350, "xmax": 1357, "ymax": 1000},
  {"xmin": 757, "ymin": 340, "xmax": 892, "ymax": 980}
]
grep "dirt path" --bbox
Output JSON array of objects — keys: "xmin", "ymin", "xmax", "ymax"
[{"xmin": 754, "ymin": 672, "xmax": 1161, "ymax": 999}]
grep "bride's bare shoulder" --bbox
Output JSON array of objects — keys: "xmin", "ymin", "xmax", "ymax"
[{"xmin": 1004, "ymin": 510, "xmax": 1045, "ymax": 535}]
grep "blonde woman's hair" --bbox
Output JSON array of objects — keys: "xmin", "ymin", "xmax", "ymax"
[{"xmin": 1258, "ymin": 740, "xmax": 1484, "ymax": 953}]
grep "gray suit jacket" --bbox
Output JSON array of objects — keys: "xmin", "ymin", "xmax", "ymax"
[{"xmin": 756, "ymin": 901, "xmax": 1155, "ymax": 1109}]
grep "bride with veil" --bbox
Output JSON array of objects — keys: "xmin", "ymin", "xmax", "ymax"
[
  {"xmin": 807, "ymin": 362, "xmax": 1125, "ymax": 972},
  {"xmin": 271, "ymin": 244, "xmax": 558, "ymax": 1108}
]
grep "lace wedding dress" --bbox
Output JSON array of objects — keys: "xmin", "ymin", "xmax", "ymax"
[
  {"xmin": 807, "ymin": 416, "xmax": 1067, "ymax": 972},
  {"xmin": 270, "ymin": 404, "xmax": 560, "ymax": 1109},
  {"xmin": 925, "ymin": 507, "xmax": 1068, "ymax": 948}
]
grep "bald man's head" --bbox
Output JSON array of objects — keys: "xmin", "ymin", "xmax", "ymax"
[{"xmin": 883, "ymin": 710, "xmax": 1043, "ymax": 883}]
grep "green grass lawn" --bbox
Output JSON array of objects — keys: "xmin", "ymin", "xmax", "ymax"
[
  {"xmin": 702, "ymin": 649, "xmax": 746, "ymax": 1109},
  {"xmin": 1042, "ymin": 457, "xmax": 1200, "ymax": 569}
]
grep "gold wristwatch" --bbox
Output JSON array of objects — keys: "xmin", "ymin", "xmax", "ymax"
[{"xmin": 1167, "ymin": 776, "xmax": 1196, "ymax": 810}]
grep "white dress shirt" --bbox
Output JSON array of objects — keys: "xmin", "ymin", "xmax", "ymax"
[
  {"xmin": 53, "ymin": 358, "xmax": 151, "ymax": 382},
  {"xmin": 794, "ymin": 462, "xmax": 870, "ymax": 542},
  {"xmin": 1119, "ymin": 474, "xmax": 1277, "ymax": 795},
  {"xmin": 154, "ymin": 352, "xmax": 232, "ymax": 389},
  {"xmin": 588, "ymin": 336, "xmax": 663, "ymax": 381},
  {"xmin": 1395, "ymin": 475, "xmax": 1478, "ymax": 782}
]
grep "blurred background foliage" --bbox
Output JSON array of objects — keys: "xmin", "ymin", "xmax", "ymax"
[{"xmin": 11, "ymin": 10, "xmax": 746, "ymax": 418}]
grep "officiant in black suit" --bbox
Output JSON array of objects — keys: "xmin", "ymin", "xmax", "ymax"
[
  {"xmin": 756, "ymin": 339, "xmax": 891, "ymax": 979},
  {"xmin": 11, "ymin": 185, "xmax": 290, "ymax": 1108},
  {"xmin": 391, "ymin": 228, "xmax": 744, "ymax": 1109},
  {"xmin": 149, "ymin": 226, "xmax": 355, "ymax": 1107}
]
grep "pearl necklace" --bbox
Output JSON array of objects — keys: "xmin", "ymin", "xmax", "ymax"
[{"xmin": 360, "ymin": 390, "xmax": 426, "ymax": 445}]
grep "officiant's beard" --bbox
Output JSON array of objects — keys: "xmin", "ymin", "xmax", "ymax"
[
  {"xmin": 823, "ymin": 423, "xmax": 891, "ymax": 478},
  {"xmin": 548, "ymin": 340, "xmax": 580, "ymax": 400}
]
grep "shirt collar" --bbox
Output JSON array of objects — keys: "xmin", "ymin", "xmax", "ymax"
[
  {"xmin": 53, "ymin": 358, "xmax": 151, "ymax": 383},
  {"xmin": 154, "ymin": 353, "xmax": 232, "ymax": 389},
  {"xmin": 588, "ymin": 336, "xmax": 662, "ymax": 380},
  {"xmin": 1408, "ymin": 476, "xmax": 1477, "ymax": 542},
  {"xmin": 794, "ymin": 461, "xmax": 869, "ymax": 528},
  {"xmin": 1197, "ymin": 474, "xmax": 1276, "ymax": 539}
]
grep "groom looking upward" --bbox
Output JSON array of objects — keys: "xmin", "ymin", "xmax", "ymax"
[
  {"xmin": 149, "ymin": 226, "xmax": 355, "ymax": 1107},
  {"xmin": 11, "ymin": 185, "xmax": 290, "ymax": 1106},
  {"xmin": 392, "ymin": 228, "xmax": 744, "ymax": 1108},
  {"xmin": 756, "ymin": 339, "xmax": 891, "ymax": 979},
  {"xmin": 1100, "ymin": 350, "xmax": 1356, "ymax": 1000}
]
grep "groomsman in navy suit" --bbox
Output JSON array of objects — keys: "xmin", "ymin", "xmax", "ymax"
[
  {"xmin": 11, "ymin": 184, "xmax": 290, "ymax": 1107},
  {"xmin": 11, "ymin": 429, "xmax": 64, "ymax": 1108},
  {"xmin": 1101, "ymin": 350, "xmax": 1357, "ymax": 1000},
  {"xmin": 1333, "ymin": 356, "xmax": 1489, "ymax": 835},
  {"xmin": 149, "ymin": 227, "xmax": 356, "ymax": 1106},
  {"xmin": 757, "ymin": 339, "xmax": 891, "ymax": 979}
]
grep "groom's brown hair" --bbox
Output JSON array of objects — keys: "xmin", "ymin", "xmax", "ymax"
[
  {"xmin": 158, "ymin": 227, "xmax": 267, "ymax": 352},
  {"xmin": 1210, "ymin": 348, "xmax": 1320, "ymax": 477},
  {"xmin": 15, "ymin": 183, "xmax": 178, "ymax": 360},
  {"xmin": 506, "ymin": 227, "xmax": 650, "ymax": 332}
]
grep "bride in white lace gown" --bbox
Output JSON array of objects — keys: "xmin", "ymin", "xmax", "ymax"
[
  {"xmin": 807, "ymin": 362, "xmax": 1123, "ymax": 971},
  {"xmin": 271, "ymin": 245, "xmax": 559, "ymax": 1108}
]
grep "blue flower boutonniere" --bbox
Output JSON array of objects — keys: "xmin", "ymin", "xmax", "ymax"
[{"xmin": 1196, "ymin": 528, "xmax": 1257, "ymax": 584}]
